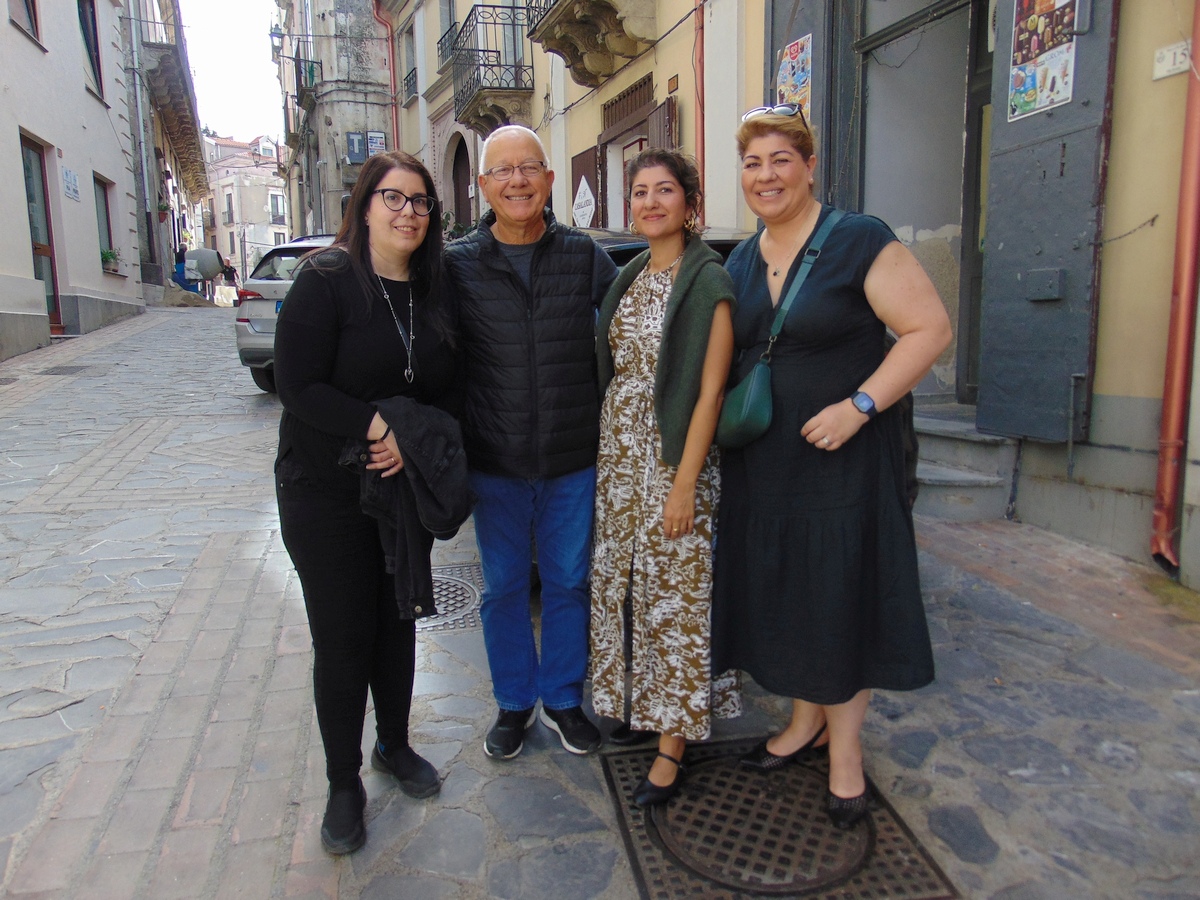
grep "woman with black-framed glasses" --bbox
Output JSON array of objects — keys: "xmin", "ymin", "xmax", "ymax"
[
  {"xmin": 273, "ymin": 151, "xmax": 462, "ymax": 855},
  {"xmin": 712, "ymin": 107, "xmax": 952, "ymax": 830}
]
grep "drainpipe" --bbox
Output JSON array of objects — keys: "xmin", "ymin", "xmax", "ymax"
[
  {"xmin": 693, "ymin": 0, "xmax": 705, "ymax": 223},
  {"xmin": 373, "ymin": 1, "xmax": 400, "ymax": 151},
  {"xmin": 1150, "ymin": 6, "xmax": 1200, "ymax": 571}
]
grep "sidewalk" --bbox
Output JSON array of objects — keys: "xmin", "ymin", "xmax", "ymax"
[{"xmin": 0, "ymin": 308, "xmax": 1197, "ymax": 899}]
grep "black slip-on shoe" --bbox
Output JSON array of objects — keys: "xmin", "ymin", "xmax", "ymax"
[
  {"xmin": 320, "ymin": 779, "xmax": 366, "ymax": 855},
  {"xmin": 371, "ymin": 742, "xmax": 441, "ymax": 799}
]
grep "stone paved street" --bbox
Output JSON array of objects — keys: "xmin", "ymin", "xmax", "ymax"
[{"xmin": 1, "ymin": 307, "xmax": 1198, "ymax": 899}]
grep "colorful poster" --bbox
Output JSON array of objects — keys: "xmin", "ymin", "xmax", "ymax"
[
  {"xmin": 1008, "ymin": 0, "xmax": 1077, "ymax": 121},
  {"xmin": 776, "ymin": 33, "xmax": 812, "ymax": 122}
]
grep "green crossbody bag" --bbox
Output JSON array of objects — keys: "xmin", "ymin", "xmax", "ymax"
[{"xmin": 716, "ymin": 209, "xmax": 844, "ymax": 448}]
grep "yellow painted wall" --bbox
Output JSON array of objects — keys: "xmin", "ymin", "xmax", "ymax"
[{"xmin": 1094, "ymin": 0, "xmax": 1194, "ymax": 398}]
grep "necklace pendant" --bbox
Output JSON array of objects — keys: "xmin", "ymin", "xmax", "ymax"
[{"xmin": 404, "ymin": 367, "xmax": 414, "ymax": 384}]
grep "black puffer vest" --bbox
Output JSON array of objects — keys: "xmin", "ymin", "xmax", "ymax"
[{"xmin": 445, "ymin": 209, "xmax": 615, "ymax": 479}]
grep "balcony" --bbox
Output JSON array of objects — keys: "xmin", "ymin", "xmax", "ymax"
[
  {"xmin": 222, "ymin": 211, "xmax": 235, "ymax": 226},
  {"xmin": 452, "ymin": 6, "xmax": 534, "ymax": 136},
  {"xmin": 284, "ymin": 95, "xmax": 302, "ymax": 149},
  {"xmin": 403, "ymin": 67, "xmax": 418, "ymax": 103},
  {"xmin": 438, "ymin": 22, "xmax": 458, "ymax": 71},
  {"xmin": 271, "ymin": 214, "xmax": 287, "ymax": 225},
  {"xmin": 526, "ymin": 0, "xmax": 655, "ymax": 88},
  {"xmin": 293, "ymin": 41, "xmax": 322, "ymax": 112},
  {"xmin": 137, "ymin": 6, "xmax": 207, "ymax": 196}
]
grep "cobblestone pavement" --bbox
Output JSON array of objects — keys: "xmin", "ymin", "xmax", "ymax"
[{"xmin": 1, "ymin": 308, "xmax": 1198, "ymax": 899}]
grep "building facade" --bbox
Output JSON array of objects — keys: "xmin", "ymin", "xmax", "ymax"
[
  {"xmin": 767, "ymin": 1, "xmax": 1200, "ymax": 581},
  {"xmin": 126, "ymin": 0, "xmax": 208, "ymax": 301},
  {"xmin": 3, "ymin": 0, "xmax": 144, "ymax": 358},
  {"xmin": 204, "ymin": 135, "xmax": 289, "ymax": 278},
  {"xmin": 276, "ymin": 0, "xmax": 394, "ymax": 238}
]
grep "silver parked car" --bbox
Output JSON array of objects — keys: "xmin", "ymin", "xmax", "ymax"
[{"xmin": 234, "ymin": 234, "xmax": 335, "ymax": 392}]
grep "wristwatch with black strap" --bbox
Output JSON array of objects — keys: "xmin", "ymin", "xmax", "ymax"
[{"xmin": 850, "ymin": 390, "xmax": 877, "ymax": 420}]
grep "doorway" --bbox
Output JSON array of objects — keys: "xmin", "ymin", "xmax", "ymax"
[
  {"xmin": 21, "ymin": 136, "xmax": 60, "ymax": 330},
  {"xmin": 853, "ymin": 0, "xmax": 992, "ymax": 400},
  {"xmin": 452, "ymin": 138, "xmax": 472, "ymax": 232}
]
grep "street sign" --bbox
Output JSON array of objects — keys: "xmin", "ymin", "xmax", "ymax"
[{"xmin": 573, "ymin": 177, "xmax": 595, "ymax": 228}]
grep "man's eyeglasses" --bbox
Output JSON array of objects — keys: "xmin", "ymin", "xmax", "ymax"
[
  {"xmin": 370, "ymin": 189, "xmax": 436, "ymax": 216},
  {"xmin": 481, "ymin": 161, "xmax": 548, "ymax": 181},
  {"xmin": 741, "ymin": 104, "xmax": 809, "ymax": 130}
]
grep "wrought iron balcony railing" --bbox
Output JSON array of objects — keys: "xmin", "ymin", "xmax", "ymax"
[
  {"xmin": 438, "ymin": 22, "xmax": 458, "ymax": 70},
  {"xmin": 452, "ymin": 6, "xmax": 534, "ymax": 129},
  {"xmin": 403, "ymin": 67, "xmax": 418, "ymax": 102},
  {"xmin": 524, "ymin": 0, "xmax": 556, "ymax": 33},
  {"xmin": 293, "ymin": 41, "xmax": 322, "ymax": 110}
]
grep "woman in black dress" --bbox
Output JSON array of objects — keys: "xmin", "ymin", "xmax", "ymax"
[
  {"xmin": 274, "ymin": 151, "xmax": 458, "ymax": 854},
  {"xmin": 712, "ymin": 107, "xmax": 952, "ymax": 829}
]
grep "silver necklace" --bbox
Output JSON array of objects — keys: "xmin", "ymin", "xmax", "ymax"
[
  {"xmin": 376, "ymin": 274, "xmax": 414, "ymax": 383},
  {"xmin": 647, "ymin": 248, "xmax": 685, "ymax": 277}
]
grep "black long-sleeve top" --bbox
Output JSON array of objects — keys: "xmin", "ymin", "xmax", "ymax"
[{"xmin": 274, "ymin": 250, "xmax": 459, "ymax": 496}]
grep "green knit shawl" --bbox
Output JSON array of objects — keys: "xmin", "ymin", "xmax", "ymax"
[{"xmin": 596, "ymin": 235, "xmax": 737, "ymax": 466}]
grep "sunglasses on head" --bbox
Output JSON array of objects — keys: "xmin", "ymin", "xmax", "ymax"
[{"xmin": 741, "ymin": 104, "xmax": 809, "ymax": 130}]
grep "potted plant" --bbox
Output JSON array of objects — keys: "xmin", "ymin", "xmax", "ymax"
[
  {"xmin": 100, "ymin": 248, "xmax": 120, "ymax": 273},
  {"xmin": 157, "ymin": 201, "xmax": 171, "ymax": 223}
]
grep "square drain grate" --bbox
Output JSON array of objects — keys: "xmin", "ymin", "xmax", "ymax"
[
  {"xmin": 418, "ymin": 564, "xmax": 484, "ymax": 633},
  {"xmin": 601, "ymin": 738, "xmax": 958, "ymax": 899}
]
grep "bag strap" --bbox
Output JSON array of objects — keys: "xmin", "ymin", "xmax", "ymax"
[{"xmin": 762, "ymin": 207, "xmax": 846, "ymax": 360}]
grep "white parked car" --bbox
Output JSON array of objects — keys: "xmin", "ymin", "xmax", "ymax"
[{"xmin": 234, "ymin": 235, "xmax": 335, "ymax": 392}]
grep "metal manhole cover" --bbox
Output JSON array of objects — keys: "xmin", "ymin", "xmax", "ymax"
[
  {"xmin": 417, "ymin": 564, "xmax": 483, "ymax": 633},
  {"xmin": 651, "ymin": 758, "xmax": 871, "ymax": 894},
  {"xmin": 40, "ymin": 365, "xmax": 97, "ymax": 376},
  {"xmin": 601, "ymin": 739, "xmax": 958, "ymax": 900}
]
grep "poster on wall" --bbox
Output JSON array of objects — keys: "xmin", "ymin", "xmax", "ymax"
[
  {"xmin": 367, "ymin": 131, "xmax": 387, "ymax": 156},
  {"xmin": 1007, "ymin": 0, "xmax": 1077, "ymax": 121},
  {"xmin": 776, "ymin": 33, "xmax": 812, "ymax": 122}
]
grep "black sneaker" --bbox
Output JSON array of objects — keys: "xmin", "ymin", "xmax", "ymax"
[
  {"xmin": 371, "ymin": 741, "xmax": 441, "ymax": 799},
  {"xmin": 320, "ymin": 778, "xmax": 366, "ymax": 855},
  {"xmin": 484, "ymin": 707, "xmax": 536, "ymax": 760},
  {"xmin": 539, "ymin": 706, "xmax": 601, "ymax": 755}
]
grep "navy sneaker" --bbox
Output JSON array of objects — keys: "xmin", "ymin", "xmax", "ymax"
[
  {"xmin": 539, "ymin": 706, "xmax": 601, "ymax": 755},
  {"xmin": 484, "ymin": 707, "xmax": 536, "ymax": 759}
]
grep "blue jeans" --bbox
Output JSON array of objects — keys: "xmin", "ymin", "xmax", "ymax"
[{"xmin": 470, "ymin": 467, "xmax": 595, "ymax": 711}]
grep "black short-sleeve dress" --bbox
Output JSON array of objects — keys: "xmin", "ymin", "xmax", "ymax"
[{"xmin": 711, "ymin": 207, "xmax": 934, "ymax": 705}]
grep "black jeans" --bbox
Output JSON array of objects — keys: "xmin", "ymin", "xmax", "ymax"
[{"xmin": 276, "ymin": 465, "xmax": 416, "ymax": 787}]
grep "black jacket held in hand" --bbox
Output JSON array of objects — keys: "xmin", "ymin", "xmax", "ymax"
[
  {"xmin": 340, "ymin": 396, "xmax": 474, "ymax": 620},
  {"xmin": 444, "ymin": 209, "xmax": 618, "ymax": 479}
]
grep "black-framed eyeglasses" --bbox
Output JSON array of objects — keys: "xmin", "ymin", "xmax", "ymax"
[
  {"xmin": 481, "ymin": 161, "xmax": 548, "ymax": 181},
  {"xmin": 370, "ymin": 189, "xmax": 436, "ymax": 216},
  {"xmin": 741, "ymin": 103, "xmax": 809, "ymax": 130}
]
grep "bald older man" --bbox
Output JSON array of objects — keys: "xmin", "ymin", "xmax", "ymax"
[{"xmin": 445, "ymin": 126, "xmax": 618, "ymax": 760}]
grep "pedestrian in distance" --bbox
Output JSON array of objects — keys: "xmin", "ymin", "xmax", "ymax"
[
  {"xmin": 711, "ymin": 105, "xmax": 952, "ymax": 829},
  {"xmin": 591, "ymin": 149, "xmax": 742, "ymax": 807},
  {"xmin": 445, "ymin": 125, "xmax": 618, "ymax": 761},
  {"xmin": 273, "ymin": 151, "xmax": 461, "ymax": 855}
]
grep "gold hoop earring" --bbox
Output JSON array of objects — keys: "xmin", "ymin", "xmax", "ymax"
[
  {"xmin": 629, "ymin": 221, "xmax": 639, "ymax": 235},
  {"xmin": 684, "ymin": 213, "xmax": 698, "ymax": 234}
]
